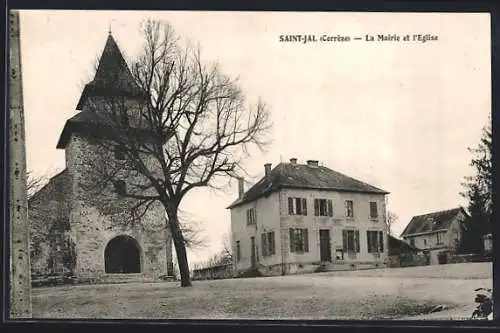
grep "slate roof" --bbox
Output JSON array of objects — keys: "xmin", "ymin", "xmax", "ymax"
[
  {"xmin": 57, "ymin": 33, "xmax": 148, "ymax": 149},
  {"xmin": 400, "ymin": 207, "xmax": 468, "ymax": 237},
  {"xmin": 28, "ymin": 168, "xmax": 68, "ymax": 204},
  {"xmin": 56, "ymin": 110, "xmax": 155, "ymax": 148},
  {"xmin": 227, "ymin": 162, "xmax": 388, "ymax": 209},
  {"xmin": 76, "ymin": 33, "xmax": 143, "ymax": 110},
  {"xmin": 56, "ymin": 111, "xmax": 99, "ymax": 148},
  {"xmin": 388, "ymin": 235, "xmax": 421, "ymax": 255}
]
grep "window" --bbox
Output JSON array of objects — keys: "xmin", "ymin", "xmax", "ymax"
[
  {"xmin": 367, "ymin": 230, "xmax": 384, "ymax": 253},
  {"xmin": 246, "ymin": 208, "xmax": 256, "ymax": 225},
  {"xmin": 436, "ymin": 232, "xmax": 443, "ymax": 245},
  {"xmin": 342, "ymin": 229, "xmax": 360, "ymax": 253},
  {"xmin": 114, "ymin": 144, "xmax": 126, "ymax": 160},
  {"xmin": 314, "ymin": 199, "xmax": 333, "ymax": 216},
  {"xmin": 370, "ymin": 202, "xmax": 378, "ymax": 218},
  {"xmin": 409, "ymin": 238, "xmax": 415, "ymax": 247},
  {"xmin": 261, "ymin": 231, "xmax": 276, "ymax": 257},
  {"xmin": 289, "ymin": 228, "xmax": 309, "ymax": 252},
  {"xmin": 236, "ymin": 241, "xmax": 241, "ymax": 262},
  {"xmin": 114, "ymin": 180, "xmax": 126, "ymax": 195},
  {"xmin": 423, "ymin": 239, "xmax": 427, "ymax": 247},
  {"xmin": 345, "ymin": 200, "xmax": 354, "ymax": 217},
  {"xmin": 288, "ymin": 197, "xmax": 307, "ymax": 215}
]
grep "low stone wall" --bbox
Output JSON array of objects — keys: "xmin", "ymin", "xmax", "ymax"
[
  {"xmin": 448, "ymin": 253, "xmax": 491, "ymax": 264},
  {"xmin": 256, "ymin": 260, "xmax": 387, "ymax": 276},
  {"xmin": 192, "ymin": 264, "xmax": 233, "ymax": 280},
  {"xmin": 388, "ymin": 253, "xmax": 428, "ymax": 268}
]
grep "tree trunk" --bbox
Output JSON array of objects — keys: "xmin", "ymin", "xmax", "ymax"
[{"xmin": 164, "ymin": 203, "xmax": 191, "ymax": 287}]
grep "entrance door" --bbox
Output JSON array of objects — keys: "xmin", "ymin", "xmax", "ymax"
[
  {"xmin": 104, "ymin": 235, "xmax": 141, "ymax": 274},
  {"xmin": 319, "ymin": 229, "xmax": 332, "ymax": 262},
  {"xmin": 250, "ymin": 236, "xmax": 256, "ymax": 267}
]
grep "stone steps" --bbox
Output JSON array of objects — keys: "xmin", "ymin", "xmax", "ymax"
[
  {"xmin": 98, "ymin": 273, "xmax": 176, "ymax": 284},
  {"xmin": 320, "ymin": 261, "xmax": 385, "ymax": 272}
]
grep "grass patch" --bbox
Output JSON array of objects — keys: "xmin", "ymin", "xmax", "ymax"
[{"xmin": 31, "ymin": 263, "xmax": 492, "ymax": 320}]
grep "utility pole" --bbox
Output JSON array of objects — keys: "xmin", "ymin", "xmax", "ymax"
[{"xmin": 9, "ymin": 9, "xmax": 32, "ymax": 318}]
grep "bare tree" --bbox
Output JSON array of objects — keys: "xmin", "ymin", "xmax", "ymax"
[
  {"xmin": 203, "ymin": 235, "xmax": 233, "ymax": 268},
  {"xmin": 220, "ymin": 232, "xmax": 233, "ymax": 265},
  {"xmin": 81, "ymin": 20, "xmax": 271, "ymax": 287},
  {"xmin": 27, "ymin": 171, "xmax": 48, "ymax": 199}
]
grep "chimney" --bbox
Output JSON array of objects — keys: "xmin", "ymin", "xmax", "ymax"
[
  {"xmin": 264, "ymin": 163, "xmax": 272, "ymax": 179},
  {"xmin": 289, "ymin": 157, "xmax": 297, "ymax": 164},
  {"xmin": 307, "ymin": 160, "xmax": 319, "ymax": 167},
  {"xmin": 237, "ymin": 177, "xmax": 244, "ymax": 199}
]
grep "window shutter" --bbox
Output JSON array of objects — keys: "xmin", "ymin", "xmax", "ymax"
[
  {"xmin": 295, "ymin": 198, "xmax": 301, "ymax": 215},
  {"xmin": 270, "ymin": 232, "xmax": 275, "ymax": 255},
  {"xmin": 328, "ymin": 200, "xmax": 333, "ymax": 216},
  {"xmin": 288, "ymin": 197, "xmax": 294, "ymax": 215},
  {"xmin": 342, "ymin": 230, "xmax": 348, "ymax": 252},
  {"xmin": 302, "ymin": 198, "xmax": 307, "ymax": 216},
  {"xmin": 261, "ymin": 233, "xmax": 267, "ymax": 257},
  {"xmin": 289, "ymin": 229, "xmax": 295, "ymax": 253},
  {"xmin": 379, "ymin": 231, "xmax": 384, "ymax": 252},
  {"xmin": 355, "ymin": 230, "xmax": 360, "ymax": 253},
  {"xmin": 370, "ymin": 202, "xmax": 378, "ymax": 218},
  {"xmin": 367, "ymin": 231, "xmax": 372, "ymax": 253},
  {"xmin": 303, "ymin": 229, "xmax": 309, "ymax": 252},
  {"xmin": 314, "ymin": 199, "xmax": 319, "ymax": 216}
]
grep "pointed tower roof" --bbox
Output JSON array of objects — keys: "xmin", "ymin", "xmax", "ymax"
[
  {"xmin": 76, "ymin": 32, "xmax": 142, "ymax": 110},
  {"xmin": 57, "ymin": 32, "xmax": 147, "ymax": 149}
]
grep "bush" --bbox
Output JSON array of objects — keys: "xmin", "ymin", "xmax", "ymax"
[
  {"xmin": 236, "ymin": 268, "xmax": 263, "ymax": 278},
  {"xmin": 313, "ymin": 263, "xmax": 328, "ymax": 273}
]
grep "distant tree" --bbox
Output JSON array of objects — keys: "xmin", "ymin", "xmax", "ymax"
[
  {"xmin": 81, "ymin": 19, "xmax": 271, "ymax": 287},
  {"xmin": 459, "ymin": 121, "xmax": 492, "ymax": 254},
  {"xmin": 200, "ymin": 233, "xmax": 233, "ymax": 269}
]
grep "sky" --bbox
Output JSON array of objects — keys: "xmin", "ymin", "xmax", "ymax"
[{"xmin": 19, "ymin": 11, "xmax": 491, "ymax": 266}]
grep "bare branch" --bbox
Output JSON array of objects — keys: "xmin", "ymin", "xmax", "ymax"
[{"xmin": 79, "ymin": 19, "xmax": 272, "ymax": 287}]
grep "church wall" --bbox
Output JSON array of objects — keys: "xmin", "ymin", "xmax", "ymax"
[
  {"xmin": 28, "ymin": 170, "xmax": 74, "ymax": 278},
  {"xmin": 32, "ymin": 33, "xmax": 175, "ymax": 284},
  {"xmin": 66, "ymin": 133, "xmax": 172, "ymax": 280}
]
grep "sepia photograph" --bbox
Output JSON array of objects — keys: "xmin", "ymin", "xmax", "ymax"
[{"xmin": 8, "ymin": 9, "xmax": 492, "ymax": 321}]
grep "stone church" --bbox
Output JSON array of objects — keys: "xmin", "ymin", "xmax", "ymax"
[{"xmin": 28, "ymin": 32, "xmax": 174, "ymax": 283}]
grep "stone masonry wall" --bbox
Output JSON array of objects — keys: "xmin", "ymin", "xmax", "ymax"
[
  {"xmin": 28, "ymin": 169, "xmax": 75, "ymax": 278},
  {"xmin": 66, "ymin": 132, "xmax": 172, "ymax": 280}
]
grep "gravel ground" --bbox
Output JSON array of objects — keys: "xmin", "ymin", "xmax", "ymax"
[{"xmin": 32, "ymin": 262, "xmax": 492, "ymax": 320}]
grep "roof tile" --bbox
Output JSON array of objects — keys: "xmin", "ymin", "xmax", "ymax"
[
  {"xmin": 227, "ymin": 162, "xmax": 388, "ymax": 208},
  {"xmin": 400, "ymin": 207, "xmax": 468, "ymax": 237}
]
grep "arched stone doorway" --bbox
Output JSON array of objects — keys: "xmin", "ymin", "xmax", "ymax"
[{"xmin": 104, "ymin": 235, "xmax": 141, "ymax": 274}]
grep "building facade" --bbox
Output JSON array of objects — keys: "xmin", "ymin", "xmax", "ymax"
[
  {"xmin": 28, "ymin": 33, "xmax": 174, "ymax": 283},
  {"xmin": 228, "ymin": 159, "xmax": 389, "ymax": 276},
  {"xmin": 400, "ymin": 207, "xmax": 468, "ymax": 265}
]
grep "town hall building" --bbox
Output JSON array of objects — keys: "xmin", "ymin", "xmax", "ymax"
[
  {"xmin": 28, "ymin": 32, "xmax": 174, "ymax": 283},
  {"xmin": 228, "ymin": 159, "xmax": 390, "ymax": 276}
]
